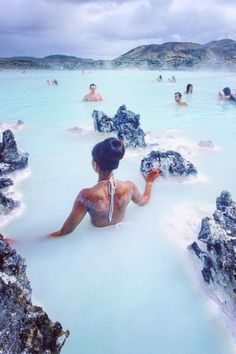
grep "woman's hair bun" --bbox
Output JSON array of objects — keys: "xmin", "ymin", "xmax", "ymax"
[{"xmin": 92, "ymin": 137, "xmax": 125, "ymax": 171}]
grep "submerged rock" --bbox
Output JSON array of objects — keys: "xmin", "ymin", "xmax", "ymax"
[
  {"xmin": 67, "ymin": 126, "xmax": 87, "ymax": 134},
  {"xmin": 0, "ymin": 130, "xmax": 29, "ymax": 175},
  {"xmin": 198, "ymin": 140, "xmax": 215, "ymax": 149},
  {"xmin": 0, "ymin": 235, "xmax": 69, "ymax": 353},
  {"xmin": 92, "ymin": 105, "xmax": 146, "ymax": 147},
  {"xmin": 140, "ymin": 150, "xmax": 197, "ymax": 176},
  {"xmin": 188, "ymin": 191, "xmax": 236, "ymax": 297}
]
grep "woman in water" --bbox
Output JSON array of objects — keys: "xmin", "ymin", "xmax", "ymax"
[
  {"xmin": 218, "ymin": 87, "xmax": 236, "ymax": 101},
  {"xmin": 51, "ymin": 138, "xmax": 160, "ymax": 237},
  {"xmin": 185, "ymin": 83, "xmax": 193, "ymax": 94}
]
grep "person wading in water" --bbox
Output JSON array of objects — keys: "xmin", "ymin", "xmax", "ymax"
[{"xmin": 51, "ymin": 138, "xmax": 160, "ymax": 237}]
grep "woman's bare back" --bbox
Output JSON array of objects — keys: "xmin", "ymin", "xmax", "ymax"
[{"xmin": 82, "ymin": 180, "xmax": 132, "ymax": 227}]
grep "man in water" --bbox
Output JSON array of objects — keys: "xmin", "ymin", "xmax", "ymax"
[
  {"xmin": 51, "ymin": 138, "xmax": 160, "ymax": 237},
  {"xmin": 174, "ymin": 92, "xmax": 188, "ymax": 106},
  {"xmin": 218, "ymin": 87, "xmax": 236, "ymax": 102},
  {"xmin": 83, "ymin": 83, "xmax": 103, "ymax": 101}
]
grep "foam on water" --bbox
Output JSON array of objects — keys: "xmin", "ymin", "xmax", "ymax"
[
  {"xmin": 0, "ymin": 70, "xmax": 236, "ymax": 354},
  {"xmin": 0, "ymin": 168, "xmax": 30, "ymax": 229},
  {"xmin": 0, "ymin": 202, "xmax": 25, "ymax": 229},
  {"xmin": 164, "ymin": 201, "xmax": 214, "ymax": 250}
]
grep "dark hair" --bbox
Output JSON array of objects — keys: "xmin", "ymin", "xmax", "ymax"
[
  {"xmin": 186, "ymin": 84, "xmax": 193, "ymax": 94},
  {"xmin": 92, "ymin": 137, "xmax": 125, "ymax": 171},
  {"xmin": 89, "ymin": 83, "xmax": 97, "ymax": 89},
  {"xmin": 223, "ymin": 87, "xmax": 236, "ymax": 101},
  {"xmin": 159, "ymin": 75, "xmax": 162, "ymax": 80},
  {"xmin": 175, "ymin": 92, "xmax": 182, "ymax": 98},
  {"xmin": 223, "ymin": 87, "xmax": 231, "ymax": 96}
]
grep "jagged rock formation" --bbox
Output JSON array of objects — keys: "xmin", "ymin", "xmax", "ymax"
[
  {"xmin": 188, "ymin": 191, "xmax": 236, "ymax": 297},
  {"xmin": 0, "ymin": 130, "xmax": 28, "ymax": 175},
  {"xmin": 92, "ymin": 105, "xmax": 146, "ymax": 147},
  {"xmin": 0, "ymin": 130, "xmax": 28, "ymax": 213},
  {"xmin": 140, "ymin": 150, "xmax": 197, "ymax": 176},
  {"xmin": 114, "ymin": 105, "xmax": 146, "ymax": 148},
  {"xmin": 0, "ymin": 235, "xmax": 69, "ymax": 353},
  {"xmin": 92, "ymin": 111, "xmax": 115, "ymax": 133}
]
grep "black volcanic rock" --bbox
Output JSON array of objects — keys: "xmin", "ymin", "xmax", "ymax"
[
  {"xmin": 188, "ymin": 191, "xmax": 236, "ymax": 297},
  {"xmin": 114, "ymin": 105, "xmax": 146, "ymax": 147},
  {"xmin": 140, "ymin": 150, "xmax": 197, "ymax": 177},
  {"xmin": 0, "ymin": 177, "xmax": 13, "ymax": 189},
  {"xmin": 92, "ymin": 105, "xmax": 146, "ymax": 148},
  {"xmin": 0, "ymin": 235, "xmax": 69, "ymax": 353},
  {"xmin": 0, "ymin": 192, "xmax": 19, "ymax": 209},
  {"xmin": 0, "ymin": 130, "xmax": 29, "ymax": 175},
  {"xmin": 92, "ymin": 110, "xmax": 115, "ymax": 133}
]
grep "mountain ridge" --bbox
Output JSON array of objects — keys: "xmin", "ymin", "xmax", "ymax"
[{"xmin": 1, "ymin": 39, "xmax": 236, "ymax": 70}]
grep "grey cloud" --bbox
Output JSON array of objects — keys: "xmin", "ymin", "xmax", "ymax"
[
  {"xmin": 0, "ymin": 0, "xmax": 236, "ymax": 58},
  {"xmin": 46, "ymin": 0, "xmax": 138, "ymax": 3}
]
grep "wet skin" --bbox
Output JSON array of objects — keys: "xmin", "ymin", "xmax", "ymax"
[
  {"xmin": 83, "ymin": 86, "xmax": 103, "ymax": 101},
  {"xmin": 50, "ymin": 167, "xmax": 160, "ymax": 237},
  {"xmin": 175, "ymin": 95, "xmax": 188, "ymax": 106}
]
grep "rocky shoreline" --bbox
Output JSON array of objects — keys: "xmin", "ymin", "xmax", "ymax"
[
  {"xmin": 0, "ymin": 130, "xmax": 29, "ymax": 216},
  {"xmin": 188, "ymin": 191, "xmax": 236, "ymax": 315},
  {"xmin": 0, "ymin": 235, "xmax": 69, "ymax": 353},
  {"xmin": 0, "ymin": 129, "xmax": 69, "ymax": 352}
]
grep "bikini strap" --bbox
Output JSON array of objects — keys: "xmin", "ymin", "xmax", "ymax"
[{"xmin": 108, "ymin": 176, "xmax": 116, "ymax": 222}]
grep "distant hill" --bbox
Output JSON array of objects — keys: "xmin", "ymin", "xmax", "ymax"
[
  {"xmin": 1, "ymin": 39, "xmax": 236, "ymax": 70},
  {"xmin": 113, "ymin": 39, "xmax": 236, "ymax": 69},
  {"xmin": 0, "ymin": 54, "xmax": 106, "ymax": 70}
]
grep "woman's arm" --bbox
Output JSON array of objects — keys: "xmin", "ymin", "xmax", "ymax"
[
  {"xmin": 130, "ymin": 169, "xmax": 161, "ymax": 206},
  {"xmin": 50, "ymin": 191, "xmax": 87, "ymax": 237}
]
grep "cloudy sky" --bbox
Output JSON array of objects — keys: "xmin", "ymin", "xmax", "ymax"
[{"xmin": 1, "ymin": 0, "xmax": 236, "ymax": 59}]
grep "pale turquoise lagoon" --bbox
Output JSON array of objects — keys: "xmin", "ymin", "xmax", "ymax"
[{"xmin": 0, "ymin": 70, "xmax": 236, "ymax": 354}]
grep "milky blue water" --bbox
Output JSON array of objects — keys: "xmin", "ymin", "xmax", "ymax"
[{"xmin": 1, "ymin": 70, "xmax": 236, "ymax": 354}]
